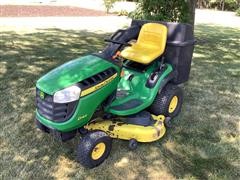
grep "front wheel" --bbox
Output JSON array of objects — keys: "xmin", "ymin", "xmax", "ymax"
[
  {"xmin": 77, "ymin": 131, "xmax": 112, "ymax": 168},
  {"xmin": 149, "ymin": 84, "xmax": 183, "ymax": 118}
]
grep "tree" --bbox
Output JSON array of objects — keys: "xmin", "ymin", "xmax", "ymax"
[
  {"xmin": 129, "ymin": 0, "xmax": 196, "ymax": 26},
  {"xmin": 187, "ymin": 0, "xmax": 197, "ymax": 26},
  {"xmin": 196, "ymin": 0, "xmax": 239, "ymax": 11}
]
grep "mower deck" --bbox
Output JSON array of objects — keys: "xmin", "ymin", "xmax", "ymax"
[{"xmin": 85, "ymin": 115, "xmax": 166, "ymax": 142}]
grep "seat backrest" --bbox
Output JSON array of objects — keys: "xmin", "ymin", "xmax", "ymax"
[{"xmin": 137, "ymin": 23, "xmax": 167, "ymax": 52}]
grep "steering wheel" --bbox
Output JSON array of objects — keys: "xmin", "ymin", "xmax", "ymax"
[{"xmin": 104, "ymin": 38, "xmax": 131, "ymax": 46}]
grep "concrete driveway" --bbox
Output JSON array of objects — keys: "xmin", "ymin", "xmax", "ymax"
[{"xmin": 0, "ymin": 1, "xmax": 239, "ymax": 32}]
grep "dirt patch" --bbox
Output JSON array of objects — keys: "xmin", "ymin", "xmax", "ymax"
[{"xmin": 0, "ymin": 5, "xmax": 108, "ymax": 17}]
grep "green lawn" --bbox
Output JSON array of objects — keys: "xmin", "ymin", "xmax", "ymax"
[{"xmin": 0, "ymin": 24, "xmax": 239, "ymax": 179}]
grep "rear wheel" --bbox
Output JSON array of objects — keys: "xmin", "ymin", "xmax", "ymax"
[
  {"xmin": 77, "ymin": 131, "xmax": 112, "ymax": 168},
  {"xmin": 149, "ymin": 84, "xmax": 183, "ymax": 118}
]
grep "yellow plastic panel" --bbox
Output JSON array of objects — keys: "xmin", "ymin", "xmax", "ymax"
[
  {"xmin": 120, "ymin": 23, "xmax": 168, "ymax": 64},
  {"xmin": 85, "ymin": 115, "xmax": 166, "ymax": 143}
]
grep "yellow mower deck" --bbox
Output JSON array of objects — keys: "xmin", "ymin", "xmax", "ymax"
[{"xmin": 85, "ymin": 115, "xmax": 166, "ymax": 143}]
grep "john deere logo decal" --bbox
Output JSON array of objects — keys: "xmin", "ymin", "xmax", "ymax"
[{"xmin": 39, "ymin": 91, "xmax": 45, "ymax": 99}]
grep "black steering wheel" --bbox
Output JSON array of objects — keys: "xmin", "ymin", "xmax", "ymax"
[{"xmin": 104, "ymin": 38, "xmax": 132, "ymax": 46}]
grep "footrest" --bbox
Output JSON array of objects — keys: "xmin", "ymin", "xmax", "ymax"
[{"xmin": 110, "ymin": 99, "xmax": 143, "ymax": 111}]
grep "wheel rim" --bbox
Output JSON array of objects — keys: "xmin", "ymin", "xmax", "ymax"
[
  {"xmin": 168, "ymin": 96, "xmax": 178, "ymax": 113},
  {"xmin": 91, "ymin": 142, "xmax": 106, "ymax": 160}
]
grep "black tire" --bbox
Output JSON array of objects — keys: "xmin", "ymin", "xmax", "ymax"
[
  {"xmin": 149, "ymin": 84, "xmax": 183, "ymax": 118},
  {"xmin": 78, "ymin": 127, "xmax": 88, "ymax": 135},
  {"xmin": 77, "ymin": 131, "xmax": 112, "ymax": 168},
  {"xmin": 128, "ymin": 139, "xmax": 138, "ymax": 150},
  {"xmin": 164, "ymin": 117, "xmax": 173, "ymax": 128},
  {"xmin": 35, "ymin": 119, "xmax": 49, "ymax": 133}
]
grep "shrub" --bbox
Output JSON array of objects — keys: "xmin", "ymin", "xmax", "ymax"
[
  {"xmin": 129, "ymin": 0, "xmax": 190, "ymax": 23},
  {"xmin": 129, "ymin": 0, "xmax": 189, "ymax": 22},
  {"xmin": 236, "ymin": 7, "xmax": 240, "ymax": 16},
  {"xmin": 197, "ymin": 0, "xmax": 239, "ymax": 11},
  {"xmin": 117, "ymin": 10, "xmax": 129, "ymax": 16}
]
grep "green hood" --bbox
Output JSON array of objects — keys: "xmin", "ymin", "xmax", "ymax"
[{"xmin": 36, "ymin": 55, "xmax": 115, "ymax": 95}]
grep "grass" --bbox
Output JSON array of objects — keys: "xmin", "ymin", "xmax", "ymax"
[{"xmin": 0, "ymin": 24, "xmax": 239, "ymax": 179}]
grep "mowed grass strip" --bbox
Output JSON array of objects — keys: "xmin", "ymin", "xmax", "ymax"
[{"xmin": 0, "ymin": 24, "xmax": 239, "ymax": 179}]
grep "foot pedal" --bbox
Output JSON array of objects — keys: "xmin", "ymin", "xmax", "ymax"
[
  {"xmin": 122, "ymin": 111, "xmax": 154, "ymax": 126},
  {"xmin": 110, "ymin": 99, "xmax": 143, "ymax": 111}
]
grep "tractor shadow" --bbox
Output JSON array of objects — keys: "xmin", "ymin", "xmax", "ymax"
[{"xmin": 0, "ymin": 25, "xmax": 239, "ymax": 179}]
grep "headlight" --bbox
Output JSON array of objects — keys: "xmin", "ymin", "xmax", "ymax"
[{"xmin": 53, "ymin": 85, "xmax": 81, "ymax": 103}]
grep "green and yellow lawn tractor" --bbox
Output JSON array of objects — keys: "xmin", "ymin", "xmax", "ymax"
[{"xmin": 35, "ymin": 20, "xmax": 195, "ymax": 168}]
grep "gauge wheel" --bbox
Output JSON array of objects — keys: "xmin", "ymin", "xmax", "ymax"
[
  {"xmin": 78, "ymin": 127, "xmax": 88, "ymax": 135},
  {"xmin": 128, "ymin": 139, "xmax": 138, "ymax": 150},
  {"xmin": 149, "ymin": 83, "xmax": 183, "ymax": 118},
  {"xmin": 77, "ymin": 131, "xmax": 112, "ymax": 168}
]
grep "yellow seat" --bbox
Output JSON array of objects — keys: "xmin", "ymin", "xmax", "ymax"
[{"xmin": 120, "ymin": 23, "xmax": 168, "ymax": 64}]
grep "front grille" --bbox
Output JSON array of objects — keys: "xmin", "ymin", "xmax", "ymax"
[{"xmin": 36, "ymin": 88, "xmax": 78, "ymax": 123}]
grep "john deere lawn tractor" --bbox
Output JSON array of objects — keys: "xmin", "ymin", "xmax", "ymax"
[{"xmin": 35, "ymin": 20, "xmax": 195, "ymax": 168}]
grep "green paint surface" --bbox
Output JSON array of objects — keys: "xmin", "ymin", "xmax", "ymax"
[
  {"xmin": 36, "ymin": 56, "xmax": 172, "ymax": 131},
  {"xmin": 107, "ymin": 63, "xmax": 173, "ymax": 115},
  {"xmin": 36, "ymin": 55, "xmax": 116, "ymax": 95}
]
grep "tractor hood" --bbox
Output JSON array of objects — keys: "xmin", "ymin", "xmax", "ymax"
[{"xmin": 36, "ymin": 55, "xmax": 115, "ymax": 95}]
